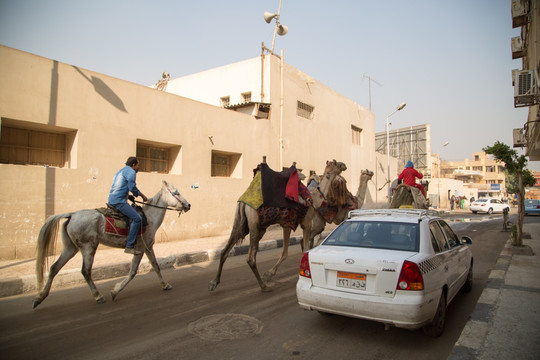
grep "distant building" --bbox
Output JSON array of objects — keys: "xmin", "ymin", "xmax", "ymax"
[{"xmin": 440, "ymin": 152, "xmax": 507, "ymax": 199}]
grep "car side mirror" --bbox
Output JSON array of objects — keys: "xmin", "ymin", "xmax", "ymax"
[{"xmin": 460, "ymin": 236, "xmax": 472, "ymax": 245}]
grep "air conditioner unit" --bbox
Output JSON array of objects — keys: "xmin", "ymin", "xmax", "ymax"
[
  {"xmin": 511, "ymin": 36, "xmax": 525, "ymax": 59},
  {"xmin": 514, "ymin": 70, "xmax": 539, "ymax": 107},
  {"xmin": 511, "ymin": 0, "xmax": 528, "ymax": 28},
  {"xmin": 513, "ymin": 128, "xmax": 526, "ymax": 148}
]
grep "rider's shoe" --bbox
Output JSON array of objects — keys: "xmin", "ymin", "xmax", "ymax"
[{"xmin": 124, "ymin": 247, "xmax": 142, "ymax": 255}]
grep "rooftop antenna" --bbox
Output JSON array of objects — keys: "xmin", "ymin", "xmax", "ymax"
[{"xmin": 362, "ymin": 73, "xmax": 382, "ymax": 112}]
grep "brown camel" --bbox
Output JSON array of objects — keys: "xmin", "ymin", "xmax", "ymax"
[
  {"xmin": 308, "ymin": 169, "xmax": 374, "ymax": 248},
  {"xmin": 208, "ymin": 159, "xmax": 346, "ymax": 292}
]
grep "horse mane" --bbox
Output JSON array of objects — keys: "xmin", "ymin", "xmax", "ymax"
[{"xmin": 326, "ymin": 175, "xmax": 349, "ymax": 207}]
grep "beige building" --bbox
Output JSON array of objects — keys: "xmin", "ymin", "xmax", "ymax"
[
  {"xmin": 440, "ymin": 151, "xmax": 506, "ymax": 200},
  {"xmin": 511, "ymin": 0, "xmax": 540, "ymax": 162},
  {"xmin": 0, "ymin": 45, "xmax": 381, "ymax": 260}
]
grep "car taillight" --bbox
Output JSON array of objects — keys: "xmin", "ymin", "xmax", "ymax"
[
  {"xmin": 481, "ymin": 204, "xmax": 486, "ymax": 207},
  {"xmin": 397, "ymin": 260, "xmax": 424, "ymax": 291},
  {"xmin": 299, "ymin": 252, "xmax": 311, "ymax": 278}
]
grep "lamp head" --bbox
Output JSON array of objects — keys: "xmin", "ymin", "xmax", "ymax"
[{"xmin": 397, "ymin": 102, "xmax": 406, "ymax": 111}]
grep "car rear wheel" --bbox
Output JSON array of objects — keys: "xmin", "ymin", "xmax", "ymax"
[
  {"xmin": 423, "ymin": 292, "xmax": 446, "ymax": 337},
  {"xmin": 471, "ymin": 211, "xmax": 478, "ymax": 214},
  {"xmin": 487, "ymin": 208, "xmax": 493, "ymax": 214}
]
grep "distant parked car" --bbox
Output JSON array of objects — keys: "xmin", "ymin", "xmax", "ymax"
[
  {"xmin": 296, "ymin": 209, "xmax": 473, "ymax": 337},
  {"xmin": 525, "ymin": 199, "xmax": 540, "ymax": 216},
  {"xmin": 470, "ymin": 198, "xmax": 510, "ymax": 214}
]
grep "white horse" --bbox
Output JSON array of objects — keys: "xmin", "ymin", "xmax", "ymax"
[{"xmin": 33, "ymin": 180, "xmax": 190, "ymax": 308}]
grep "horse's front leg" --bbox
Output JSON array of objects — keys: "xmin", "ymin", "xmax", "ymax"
[
  {"xmin": 144, "ymin": 246, "xmax": 172, "ymax": 291},
  {"xmin": 110, "ymin": 253, "xmax": 143, "ymax": 301},
  {"xmin": 263, "ymin": 226, "xmax": 290, "ymax": 282},
  {"xmin": 80, "ymin": 245, "xmax": 105, "ymax": 304}
]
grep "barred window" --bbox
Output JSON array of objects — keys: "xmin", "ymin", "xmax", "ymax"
[
  {"xmin": 136, "ymin": 140, "xmax": 182, "ymax": 174},
  {"xmin": 220, "ymin": 96, "xmax": 230, "ymax": 107},
  {"xmin": 241, "ymin": 92, "xmax": 251, "ymax": 103},
  {"xmin": 211, "ymin": 150, "xmax": 241, "ymax": 178},
  {"xmin": 0, "ymin": 123, "xmax": 73, "ymax": 167},
  {"xmin": 297, "ymin": 101, "xmax": 314, "ymax": 120},
  {"xmin": 351, "ymin": 125, "xmax": 362, "ymax": 146}
]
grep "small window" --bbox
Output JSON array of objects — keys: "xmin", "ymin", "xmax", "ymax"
[
  {"xmin": 241, "ymin": 92, "xmax": 251, "ymax": 103},
  {"xmin": 0, "ymin": 121, "xmax": 76, "ymax": 168},
  {"xmin": 136, "ymin": 140, "xmax": 181, "ymax": 174},
  {"xmin": 474, "ymin": 155, "xmax": 480, "ymax": 161},
  {"xmin": 211, "ymin": 150, "xmax": 241, "ymax": 178},
  {"xmin": 220, "ymin": 96, "xmax": 230, "ymax": 107},
  {"xmin": 351, "ymin": 125, "xmax": 362, "ymax": 146},
  {"xmin": 297, "ymin": 101, "xmax": 314, "ymax": 120}
]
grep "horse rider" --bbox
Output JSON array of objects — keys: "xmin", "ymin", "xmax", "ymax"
[
  {"xmin": 398, "ymin": 160, "xmax": 426, "ymax": 198},
  {"xmin": 108, "ymin": 156, "xmax": 148, "ymax": 255}
]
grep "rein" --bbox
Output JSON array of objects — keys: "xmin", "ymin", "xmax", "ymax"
[
  {"xmin": 133, "ymin": 200, "xmax": 179, "ymax": 211},
  {"xmin": 134, "ymin": 189, "xmax": 185, "ymax": 211}
]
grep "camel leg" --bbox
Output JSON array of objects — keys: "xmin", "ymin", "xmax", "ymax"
[
  {"xmin": 208, "ymin": 232, "xmax": 242, "ymax": 291},
  {"xmin": 310, "ymin": 215, "xmax": 326, "ymax": 249},
  {"xmin": 110, "ymin": 253, "xmax": 143, "ymax": 301},
  {"xmin": 246, "ymin": 227, "xmax": 270, "ymax": 292},
  {"xmin": 33, "ymin": 239, "xmax": 78, "ymax": 309},
  {"xmin": 300, "ymin": 211, "xmax": 313, "ymax": 252},
  {"xmin": 144, "ymin": 246, "xmax": 172, "ymax": 291},
  {"xmin": 263, "ymin": 226, "xmax": 290, "ymax": 282},
  {"xmin": 79, "ymin": 244, "xmax": 105, "ymax": 304}
]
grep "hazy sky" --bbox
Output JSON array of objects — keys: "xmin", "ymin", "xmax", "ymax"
[{"xmin": 1, "ymin": 0, "xmax": 537, "ymax": 170}]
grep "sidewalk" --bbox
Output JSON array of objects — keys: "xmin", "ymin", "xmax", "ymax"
[
  {"xmin": 0, "ymin": 225, "xmax": 334, "ymax": 298},
  {"xmin": 448, "ymin": 220, "xmax": 540, "ymax": 360}
]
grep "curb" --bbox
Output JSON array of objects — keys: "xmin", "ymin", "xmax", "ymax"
[
  {"xmin": 0, "ymin": 235, "xmax": 307, "ymax": 299},
  {"xmin": 447, "ymin": 239, "xmax": 513, "ymax": 360}
]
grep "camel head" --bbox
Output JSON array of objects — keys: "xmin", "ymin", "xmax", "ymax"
[
  {"xmin": 323, "ymin": 160, "xmax": 347, "ymax": 181},
  {"xmin": 360, "ymin": 169, "xmax": 374, "ymax": 181}
]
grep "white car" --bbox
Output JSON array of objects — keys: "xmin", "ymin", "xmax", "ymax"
[
  {"xmin": 296, "ymin": 209, "xmax": 473, "ymax": 337},
  {"xmin": 470, "ymin": 198, "xmax": 509, "ymax": 214}
]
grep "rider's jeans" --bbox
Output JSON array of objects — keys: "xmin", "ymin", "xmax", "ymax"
[{"xmin": 112, "ymin": 202, "xmax": 142, "ymax": 248}]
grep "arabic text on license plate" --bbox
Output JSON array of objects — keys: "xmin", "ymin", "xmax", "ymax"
[{"xmin": 337, "ymin": 271, "xmax": 366, "ymax": 290}]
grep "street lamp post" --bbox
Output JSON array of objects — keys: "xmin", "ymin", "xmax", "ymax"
[
  {"xmin": 386, "ymin": 102, "xmax": 407, "ymax": 202},
  {"xmin": 437, "ymin": 141, "xmax": 450, "ymax": 209}
]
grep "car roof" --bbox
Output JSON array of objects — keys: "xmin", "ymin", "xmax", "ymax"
[{"xmin": 347, "ymin": 209, "xmax": 441, "ymax": 223}]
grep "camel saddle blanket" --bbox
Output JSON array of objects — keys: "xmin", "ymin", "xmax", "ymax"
[
  {"xmin": 96, "ymin": 205, "xmax": 148, "ymax": 236},
  {"xmin": 238, "ymin": 171, "xmax": 264, "ymax": 210},
  {"xmin": 259, "ymin": 163, "xmax": 299, "ymax": 209},
  {"xmin": 258, "ymin": 202, "xmax": 309, "ymax": 231},
  {"xmin": 317, "ymin": 191, "xmax": 358, "ymax": 224}
]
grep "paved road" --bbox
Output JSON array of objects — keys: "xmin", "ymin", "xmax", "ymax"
[{"xmin": 0, "ymin": 218, "xmax": 509, "ymax": 360}]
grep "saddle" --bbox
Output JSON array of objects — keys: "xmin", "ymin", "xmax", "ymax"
[{"xmin": 96, "ymin": 204, "xmax": 148, "ymax": 236}]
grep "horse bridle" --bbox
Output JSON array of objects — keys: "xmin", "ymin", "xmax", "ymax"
[{"xmin": 134, "ymin": 188, "xmax": 187, "ymax": 212}]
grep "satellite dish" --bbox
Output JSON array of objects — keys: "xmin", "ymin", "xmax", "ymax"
[
  {"xmin": 264, "ymin": 11, "xmax": 277, "ymax": 23},
  {"xmin": 277, "ymin": 24, "xmax": 288, "ymax": 36}
]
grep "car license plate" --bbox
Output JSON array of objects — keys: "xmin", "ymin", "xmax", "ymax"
[{"xmin": 337, "ymin": 271, "xmax": 366, "ymax": 290}]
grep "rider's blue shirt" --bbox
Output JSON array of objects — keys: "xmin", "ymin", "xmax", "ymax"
[{"xmin": 108, "ymin": 166, "xmax": 141, "ymax": 205}]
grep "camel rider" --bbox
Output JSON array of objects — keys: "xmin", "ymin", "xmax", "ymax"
[
  {"xmin": 398, "ymin": 160, "xmax": 426, "ymax": 198},
  {"xmin": 108, "ymin": 156, "xmax": 148, "ymax": 255}
]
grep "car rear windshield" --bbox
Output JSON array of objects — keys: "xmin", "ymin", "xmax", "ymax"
[{"xmin": 323, "ymin": 220, "xmax": 419, "ymax": 252}]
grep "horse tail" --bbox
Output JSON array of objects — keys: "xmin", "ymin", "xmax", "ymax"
[{"xmin": 35, "ymin": 213, "xmax": 72, "ymax": 289}]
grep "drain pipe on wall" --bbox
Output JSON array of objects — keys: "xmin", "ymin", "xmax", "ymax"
[{"xmin": 279, "ymin": 48, "xmax": 284, "ymax": 169}]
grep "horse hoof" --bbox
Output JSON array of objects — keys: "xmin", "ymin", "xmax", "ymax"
[
  {"xmin": 208, "ymin": 281, "xmax": 218, "ymax": 291},
  {"xmin": 163, "ymin": 283, "xmax": 172, "ymax": 291}
]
